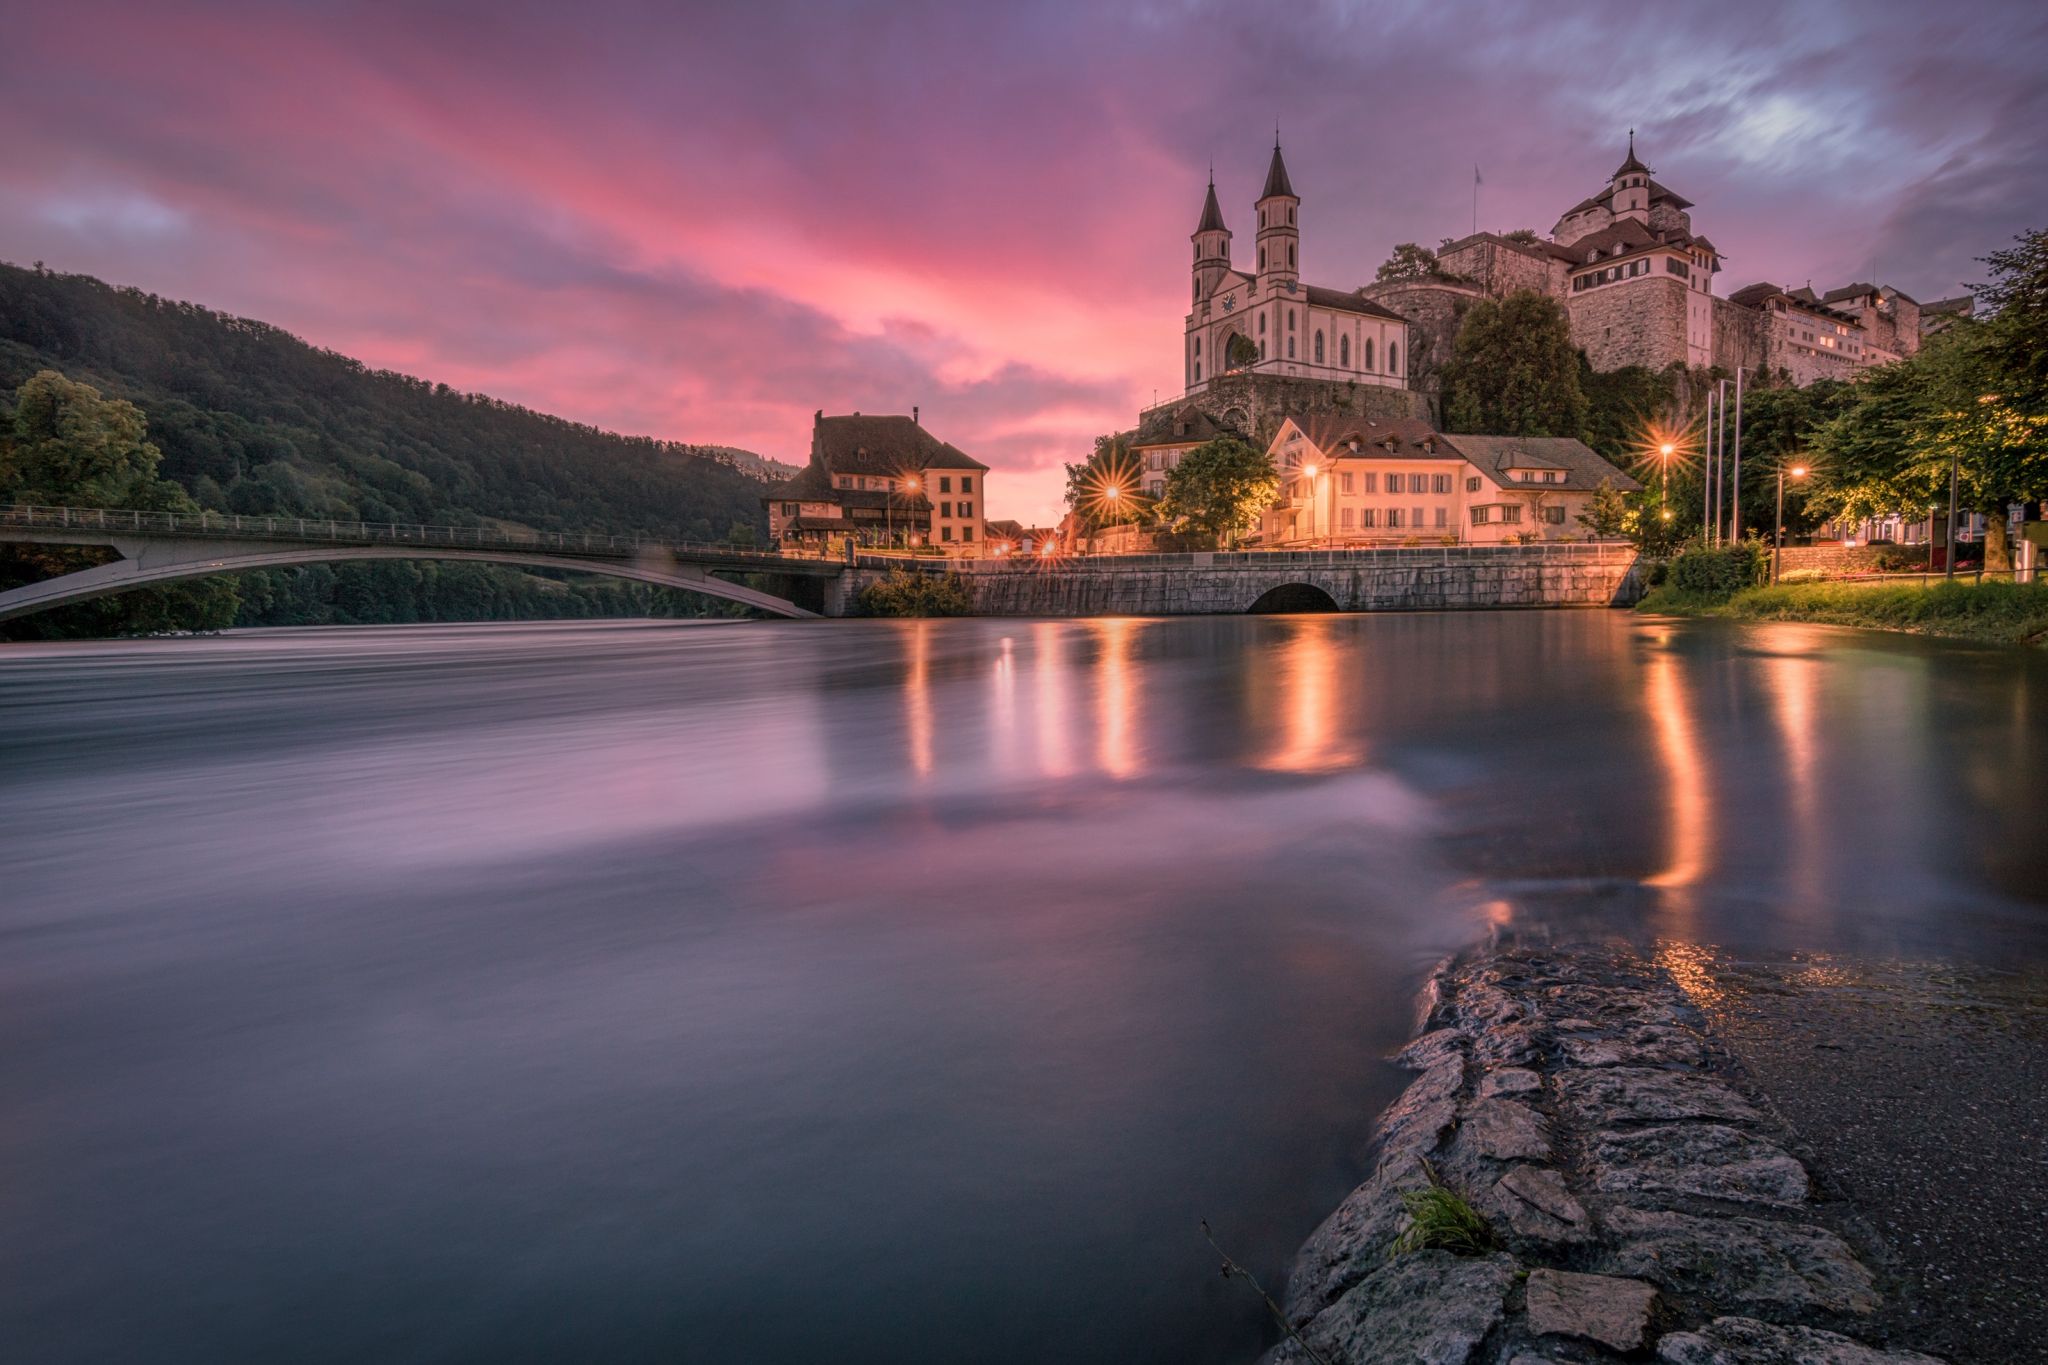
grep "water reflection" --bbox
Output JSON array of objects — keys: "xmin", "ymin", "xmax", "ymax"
[
  {"xmin": 1088, "ymin": 618, "xmax": 1138, "ymax": 779},
  {"xmin": 1641, "ymin": 629, "xmax": 1712, "ymax": 906},
  {"xmin": 1252, "ymin": 617, "xmax": 1359, "ymax": 774}
]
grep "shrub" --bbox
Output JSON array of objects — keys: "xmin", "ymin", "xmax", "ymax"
[
  {"xmin": 1668, "ymin": 542, "xmax": 1767, "ymax": 599},
  {"xmin": 1390, "ymin": 1181, "xmax": 1497, "ymax": 1259},
  {"xmin": 856, "ymin": 568, "xmax": 973, "ymax": 617}
]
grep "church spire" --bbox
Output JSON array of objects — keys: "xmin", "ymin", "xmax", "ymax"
[
  {"xmin": 1196, "ymin": 172, "xmax": 1227, "ymax": 234},
  {"xmin": 1261, "ymin": 134, "xmax": 1296, "ymax": 201},
  {"xmin": 1612, "ymin": 128, "xmax": 1650, "ymax": 179}
]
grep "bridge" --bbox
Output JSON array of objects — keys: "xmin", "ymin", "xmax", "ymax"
[{"xmin": 0, "ymin": 504, "xmax": 844, "ymax": 621}]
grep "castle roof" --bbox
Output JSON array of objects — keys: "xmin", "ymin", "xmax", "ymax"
[
  {"xmin": 1820, "ymin": 282, "xmax": 1879, "ymax": 305},
  {"xmin": 1725, "ymin": 282, "xmax": 1860, "ymax": 323},
  {"xmin": 1443, "ymin": 434, "xmax": 1642, "ymax": 494},
  {"xmin": 1922, "ymin": 294, "xmax": 1973, "ymax": 318},
  {"xmin": 1196, "ymin": 178, "xmax": 1228, "ymax": 234},
  {"xmin": 1611, "ymin": 132, "xmax": 1650, "ymax": 179},
  {"xmin": 812, "ymin": 413, "xmax": 985, "ymax": 475},
  {"xmin": 1261, "ymin": 142, "xmax": 1296, "ymax": 200},
  {"xmin": 1132, "ymin": 405, "xmax": 1237, "ymax": 449},
  {"xmin": 1558, "ymin": 177, "xmax": 1695, "ymax": 221},
  {"xmin": 762, "ymin": 459, "xmax": 934, "ymax": 511}
]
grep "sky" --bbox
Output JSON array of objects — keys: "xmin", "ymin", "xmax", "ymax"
[{"xmin": 4, "ymin": 0, "xmax": 2045, "ymax": 525}]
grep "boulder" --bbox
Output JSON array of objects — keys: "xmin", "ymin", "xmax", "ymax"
[
  {"xmin": 1524, "ymin": 1268, "xmax": 1658, "ymax": 1351},
  {"xmin": 1599, "ymin": 1207, "xmax": 1880, "ymax": 1316},
  {"xmin": 1281, "ymin": 1151, "xmax": 1433, "ymax": 1324},
  {"xmin": 1287, "ymin": 1251, "xmax": 1517, "ymax": 1365},
  {"xmin": 1588, "ymin": 1124, "xmax": 1810, "ymax": 1207},
  {"xmin": 1656, "ymin": 1316, "xmax": 1948, "ymax": 1364},
  {"xmin": 1557, "ymin": 1066, "xmax": 1761, "ymax": 1127},
  {"xmin": 1476, "ymin": 1067, "xmax": 1541, "ymax": 1099},
  {"xmin": 1457, "ymin": 1098, "xmax": 1553, "ymax": 1162},
  {"xmin": 1493, "ymin": 1165, "xmax": 1589, "ymax": 1244}
]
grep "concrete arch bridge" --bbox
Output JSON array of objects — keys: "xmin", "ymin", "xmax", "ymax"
[{"xmin": 0, "ymin": 505, "xmax": 844, "ymax": 622}]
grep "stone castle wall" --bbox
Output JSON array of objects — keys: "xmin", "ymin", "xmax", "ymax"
[
  {"xmin": 1356, "ymin": 281, "xmax": 1482, "ymax": 398},
  {"xmin": 1568, "ymin": 277, "xmax": 1690, "ymax": 371},
  {"xmin": 1711, "ymin": 298, "xmax": 1769, "ymax": 376},
  {"xmin": 1174, "ymin": 370, "xmax": 1435, "ymax": 445}
]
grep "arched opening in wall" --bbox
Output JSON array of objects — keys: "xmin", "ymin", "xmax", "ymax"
[
  {"xmin": 1248, "ymin": 583, "xmax": 1339, "ymax": 614},
  {"xmin": 1220, "ymin": 406, "xmax": 1251, "ymax": 436},
  {"xmin": 1225, "ymin": 333, "xmax": 1258, "ymax": 371}
]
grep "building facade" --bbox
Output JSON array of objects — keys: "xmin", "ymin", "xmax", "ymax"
[
  {"xmin": 1259, "ymin": 416, "xmax": 1639, "ymax": 547},
  {"xmin": 764, "ymin": 411, "xmax": 989, "ymax": 553}
]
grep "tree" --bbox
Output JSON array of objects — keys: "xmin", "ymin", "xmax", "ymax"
[
  {"xmin": 1576, "ymin": 481, "xmax": 1632, "ymax": 539},
  {"xmin": 1441, "ymin": 291, "xmax": 1590, "ymax": 439},
  {"xmin": 1063, "ymin": 431, "xmax": 1148, "ymax": 530},
  {"xmin": 0, "ymin": 371, "xmax": 241, "ymax": 637},
  {"xmin": 1375, "ymin": 242, "xmax": 1443, "ymax": 283},
  {"xmin": 1977, "ymin": 227, "xmax": 2048, "ymax": 413},
  {"xmin": 1225, "ymin": 333, "xmax": 1260, "ymax": 370},
  {"xmin": 1155, "ymin": 436, "xmax": 1279, "ymax": 548}
]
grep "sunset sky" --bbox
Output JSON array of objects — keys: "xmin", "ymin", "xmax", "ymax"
[{"xmin": 6, "ymin": 0, "xmax": 2045, "ymax": 524}]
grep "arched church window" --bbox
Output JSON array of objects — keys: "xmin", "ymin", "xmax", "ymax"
[
  {"xmin": 1194, "ymin": 280, "xmax": 1200, "ymax": 303},
  {"xmin": 1288, "ymin": 309, "xmax": 1296, "ymax": 331},
  {"xmin": 1288, "ymin": 244, "xmax": 1296, "ymax": 268},
  {"xmin": 1314, "ymin": 331, "xmax": 1324, "ymax": 364},
  {"xmin": 1194, "ymin": 336, "xmax": 1201, "ymax": 356},
  {"xmin": 1259, "ymin": 247, "xmax": 1267, "ymax": 271},
  {"xmin": 1287, "ymin": 337, "xmax": 1295, "ymax": 359},
  {"xmin": 1340, "ymin": 335, "xmax": 1349, "ymax": 367},
  {"xmin": 1259, "ymin": 313, "xmax": 1267, "ymax": 334},
  {"xmin": 1287, "ymin": 207, "xmax": 1295, "ymax": 225},
  {"xmin": 1363, "ymin": 338, "xmax": 1374, "ymax": 370},
  {"xmin": 1389, "ymin": 342, "xmax": 1399, "ymax": 373}
]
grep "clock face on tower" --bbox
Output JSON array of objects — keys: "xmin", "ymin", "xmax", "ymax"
[{"xmin": 1223, "ymin": 295, "xmax": 1236, "ymax": 312}]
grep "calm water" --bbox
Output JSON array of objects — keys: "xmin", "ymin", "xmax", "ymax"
[{"xmin": 2, "ymin": 613, "xmax": 2045, "ymax": 1364}]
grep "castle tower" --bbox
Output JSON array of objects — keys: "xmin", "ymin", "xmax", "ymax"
[
  {"xmin": 1255, "ymin": 136, "xmax": 1299, "ymax": 289},
  {"xmin": 1192, "ymin": 173, "xmax": 1232, "ymax": 302},
  {"xmin": 1609, "ymin": 130, "xmax": 1651, "ymax": 226}
]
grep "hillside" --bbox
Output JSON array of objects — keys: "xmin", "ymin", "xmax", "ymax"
[{"xmin": 0, "ymin": 261, "xmax": 780, "ymax": 632}]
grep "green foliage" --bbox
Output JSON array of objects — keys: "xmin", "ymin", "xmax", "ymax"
[
  {"xmin": 856, "ymin": 568, "xmax": 973, "ymax": 617},
  {"xmin": 1645, "ymin": 578, "xmax": 2048, "ymax": 646},
  {"xmin": 1389, "ymin": 1182, "xmax": 1497, "ymax": 1259},
  {"xmin": 0, "ymin": 261, "xmax": 772, "ymax": 632},
  {"xmin": 1576, "ymin": 480, "xmax": 1633, "ymax": 539},
  {"xmin": 1225, "ymin": 333, "xmax": 1260, "ymax": 370},
  {"xmin": 1442, "ymin": 291, "xmax": 1589, "ymax": 438},
  {"xmin": 1155, "ymin": 436, "xmax": 1279, "ymax": 548},
  {"xmin": 1375, "ymin": 242, "xmax": 1444, "ymax": 283},
  {"xmin": 1667, "ymin": 541, "xmax": 1768, "ymax": 598},
  {"xmin": 1978, "ymin": 227, "xmax": 2048, "ymax": 413}
]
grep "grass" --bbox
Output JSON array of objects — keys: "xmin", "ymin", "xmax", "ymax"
[
  {"xmin": 1637, "ymin": 577, "xmax": 2048, "ymax": 646},
  {"xmin": 1389, "ymin": 1180, "xmax": 1498, "ymax": 1259}
]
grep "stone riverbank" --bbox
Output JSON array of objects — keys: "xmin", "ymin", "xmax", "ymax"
[{"xmin": 1260, "ymin": 939, "xmax": 1949, "ymax": 1365}]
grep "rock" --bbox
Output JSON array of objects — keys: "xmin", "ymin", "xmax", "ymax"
[
  {"xmin": 1477, "ymin": 1067, "xmax": 1541, "ymax": 1099},
  {"xmin": 1557, "ymin": 1066, "xmax": 1762, "ymax": 1126},
  {"xmin": 1458, "ymin": 1098, "xmax": 1552, "ymax": 1161},
  {"xmin": 1397, "ymin": 1027, "xmax": 1468, "ymax": 1072},
  {"xmin": 1525, "ymin": 1268, "xmax": 1658, "ymax": 1352},
  {"xmin": 1599, "ymin": 1206, "xmax": 1881, "ymax": 1316},
  {"xmin": 1281, "ymin": 1151, "xmax": 1434, "ymax": 1323},
  {"xmin": 1457, "ymin": 983, "xmax": 1527, "ymax": 1029},
  {"xmin": 1290, "ymin": 1251, "xmax": 1517, "ymax": 1365},
  {"xmin": 1377, "ymin": 1055, "xmax": 1464, "ymax": 1161},
  {"xmin": 1589, "ymin": 1124, "xmax": 1810, "ymax": 1207},
  {"xmin": 1470, "ymin": 1019, "xmax": 1547, "ymax": 1067},
  {"xmin": 1493, "ymin": 1165, "xmax": 1589, "ymax": 1243},
  {"xmin": 1656, "ymin": 1316, "xmax": 1948, "ymax": 1364}
]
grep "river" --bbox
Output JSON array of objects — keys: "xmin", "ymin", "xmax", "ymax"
[{"xmin": 2, "ymin": 613, "xmax": 2045, "ymax": 1364}]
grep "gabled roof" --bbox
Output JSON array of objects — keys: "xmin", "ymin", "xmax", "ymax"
[
  {"xmin": 1922, "ymin": 294, "xmax": 1973, "ymax": 318},
  {"xmin": 813, "ymin": 413, "xmax": 986, "ymax": 474},
  {"xmin": 1273, "ymin": 415, "xmax": 1453, "ymax": 460},
  {"xmin": 985, "ymin": 519, "xmax": 1026, "ymax": 541},
  {"xmin": 1132, "ymin": 405, "xmax": 1236, "ymax": 449},
  {"xmin": 1261, "ymin": 142, "xmax": 1296, "ymax": 200},
  {"xmin": 1440, "ymin": 434, "xmax": 1642, "ymax": 494},
  {"xmin": 1196, "ymin": 178, "xmax": 1228, "ymax": 234},
  {"xmin": 1558, "ymin": 176, "xmax": 1695, "ymax": 224},
  {"xmin": 1302, "ymin": 283, "xmax": 1407, "ymax": 320},
  {"xmin": 1820, "ymin": 282, "xmax": 1878, "ymax": 305},
  {"xmin": 765, "ymin": 461, "xmax": 835, "ymax": 500}
]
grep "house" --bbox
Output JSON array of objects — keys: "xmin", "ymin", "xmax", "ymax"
[
  {"xmin": 1129, "ymin": 405, "xmax": 1236, "ymax": 499},
  {"xmin": 1259, "ymin": 416, "xmax": 1640, "ymax": 546},
  {"xmin": 764, "ymin": 411, "xmax": 989, "ymax": 554}
]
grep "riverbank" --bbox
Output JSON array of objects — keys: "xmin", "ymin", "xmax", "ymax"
[
  {"xmin": 1262, "ymin": 937, "xmax": 1953, "ymax": 1364},
  {"xmin": 1636, "ymin": 578, "xmax": 2048, "ymax": 645}
]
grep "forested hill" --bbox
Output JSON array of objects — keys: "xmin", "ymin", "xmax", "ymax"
[{"xmin": 0, "ymin": 260, "xmax": 771, "ymax": 541}]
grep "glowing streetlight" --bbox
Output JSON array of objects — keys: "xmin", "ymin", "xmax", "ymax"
[
  {"xmin": 1772, "ymin": 462, "xmax": 1810, "ymax": 582},
  {"xmin": 1301, "ymin": 462, "xmax": 1321, "ymax": 544}
]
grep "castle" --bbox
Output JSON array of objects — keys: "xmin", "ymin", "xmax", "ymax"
[{"xmin": 1173, "ymin": 135, "xmax": 1967, "ymax": 434}]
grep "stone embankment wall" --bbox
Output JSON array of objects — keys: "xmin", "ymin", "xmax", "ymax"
[
  {"xmin": 1261, "ymin": 940, "xmax": 1944, "ymax": 1365},
  {"xmin": 843, "ymin": 547, "xmax": 1643, "ymax": 616},
  {"xmin": 1570, "ymin": 275, "xmax": 1690, "ymax": 372},
  {"xmin": 1177, "ymin": 371, "xmax": 1437, "ymax": 445},
  {"xmin": 1776, "ymin": 544, "xmax": 1927, "ymax": 576}
]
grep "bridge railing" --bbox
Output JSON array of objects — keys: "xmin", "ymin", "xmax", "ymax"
[{"xmin": 0, "ymin": 503, "xmax": 814, "ymax": 568}]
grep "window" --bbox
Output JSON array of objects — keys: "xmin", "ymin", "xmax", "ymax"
[
  {"xmin": 1363, "ymin": 338, "xmax": 1375, "ymax": 370},
  {"xmin": 1340, "ymin": 336, "xmax": 1350, "ymax": 367},
  {"xmin": 940, "ymin": 501, "xmax": 953, "ymax": 517},
  {"xmin": 1386, "ymin": 473, "xmax": 1403, "ymax": 494},
  {"xmin": 1341, "ymin": 507, "xmax": 1355, "ymax": 530},
  {"xmin": 1340, "ymin": 472, "xmax": 1354, "ymax": 493},
  {"xmin": 782, "ymin": 503, "xmax": 798, "ymax": 516},
  {"xmin": 1194, "ymin": 280, "xmax": 1201, "ymax": 303},
  {"xmin": 1388, "ymin": 508, "xmax": 1406, "ymax": 528},
  {"xmin": 962, "ymin": 502, "xmax": 973, "ymax": 517},
  {"xmin": 1362, "ymin": 508, "xmax": 1379, "ymax": 528},
  {"xmin": 1466, "ymin": 477, "xmax": 1481, "ymax": 492},
  {"xmin": 962, "ymin": 476, "xmax": 973, "ymax": 493},
  {"xmin": 1194, "ymin": 362, "xmax": 1201, "ymax": 381},
  {"xmin": 1666, "ymin": 257, "xmax": 1689, "ymax": 278},
  {"xmin": 1543, "ymin": 505, "xmax": 1565, "ymax": 524},
  {"xmin": 1147, "ymin": 480, "xmax": 1164, "ymax": 497},
  {"xmin": 941, "ymin": 525, "xmax": 954, "ymax": 542},
  {"xmin": 837, "ymin": 476, "xmax": 853, "ymax": 488},
  {"xmin": 1434, "ymin": 507, "xmax": 1447, "ymax": 529},
  {"xmin": 1388, "ymin": 343, "xmax": 1398, "ymax": 373},
  {"xmin": 1288, "ymin": 243, "xmax": 1295, "ymax": 267},
  {"xmin": 1360, "ymin": 472, "xmax": 1378, "ymax": 494},
  {"xmin": 939, "ymin": 476, "xmax": 952, "ymax": 493},
  {"xmin": 1193, "ymin": 336, "xmax": 1201, "ymax": 356},
  {"xmin": 962, "ymin": 524, "xmax": 974, "ymax": 541},
  {"xmin": 1287, "ymin": 338, "xmax": 1295, "ymax": 358},
  {"xmin": 1288, "ymin": 309, "xmax": 1295, "ymax": 331},
  {"xmin": 1471, "ymin": 506, "xmax": 1492, "ymax": 525},
  {"xmin": 1433, "ymin": 474, "xmax": 1451, "ymax": 494},
  {"xmin": 1502, "ymin": 505, "xmax": 1522, "ymax": 524},
  {"xmin": 1260, "ymin": 247, "xmax": 1267, "ymax": 270},
  {"xmin": 1314, "ymin": 331, "xmax": 1324, "ymax": 364},
  {"xmin": 1412, "ymin": 506, "xmax": 1424, "ymax": 527},
  {"xmin": 1545, "ymin": 471, "xmax": 1561, "ymax": 484},
  {"xmin": 1287, "ymin": 206, "xmax": 1294, "ymax": 225},
  {"xmin": 1259, "ymin": 313, "xmax": 1267, "ymax": 334}
]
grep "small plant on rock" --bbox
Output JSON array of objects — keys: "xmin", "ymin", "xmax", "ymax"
[{"xmin": 1389, "ymin": 1169, "xmax": 1498, "ymax": 1258}]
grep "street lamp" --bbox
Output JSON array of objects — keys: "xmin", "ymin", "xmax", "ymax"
[
  {"xmin": 1302, "ymin": 462, "xmax": 1320, "ymax": 545},
  {"xmin": 1772, "ymin": 463, "xmax": 1808, "ymax": 583}
]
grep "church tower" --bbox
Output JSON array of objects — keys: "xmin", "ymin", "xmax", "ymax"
[
  {"xmin": 1192, "ymin": 173, "xmax": 1232, "ymax": 303},
  {"xmin": 1255, "ymin": 136, "xmax": 1299, "ymax": 289},
  {"xmin": 1609, "ymin": 130, "xmax": 1651, "ymax": 226}
]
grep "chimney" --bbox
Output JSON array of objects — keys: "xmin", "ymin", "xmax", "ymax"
[{"xmin": 913, "ymin": 405, "xmax": 920, "ymax": 425}]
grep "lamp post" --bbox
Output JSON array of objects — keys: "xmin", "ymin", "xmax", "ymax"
[
  {"xmin": 1943, "ymin": 448, "xmax": 1959, "ymax": 581},
  {"xmin": 1772, "ymin": 464, "xmax": 1808, "ymax": 582}
]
